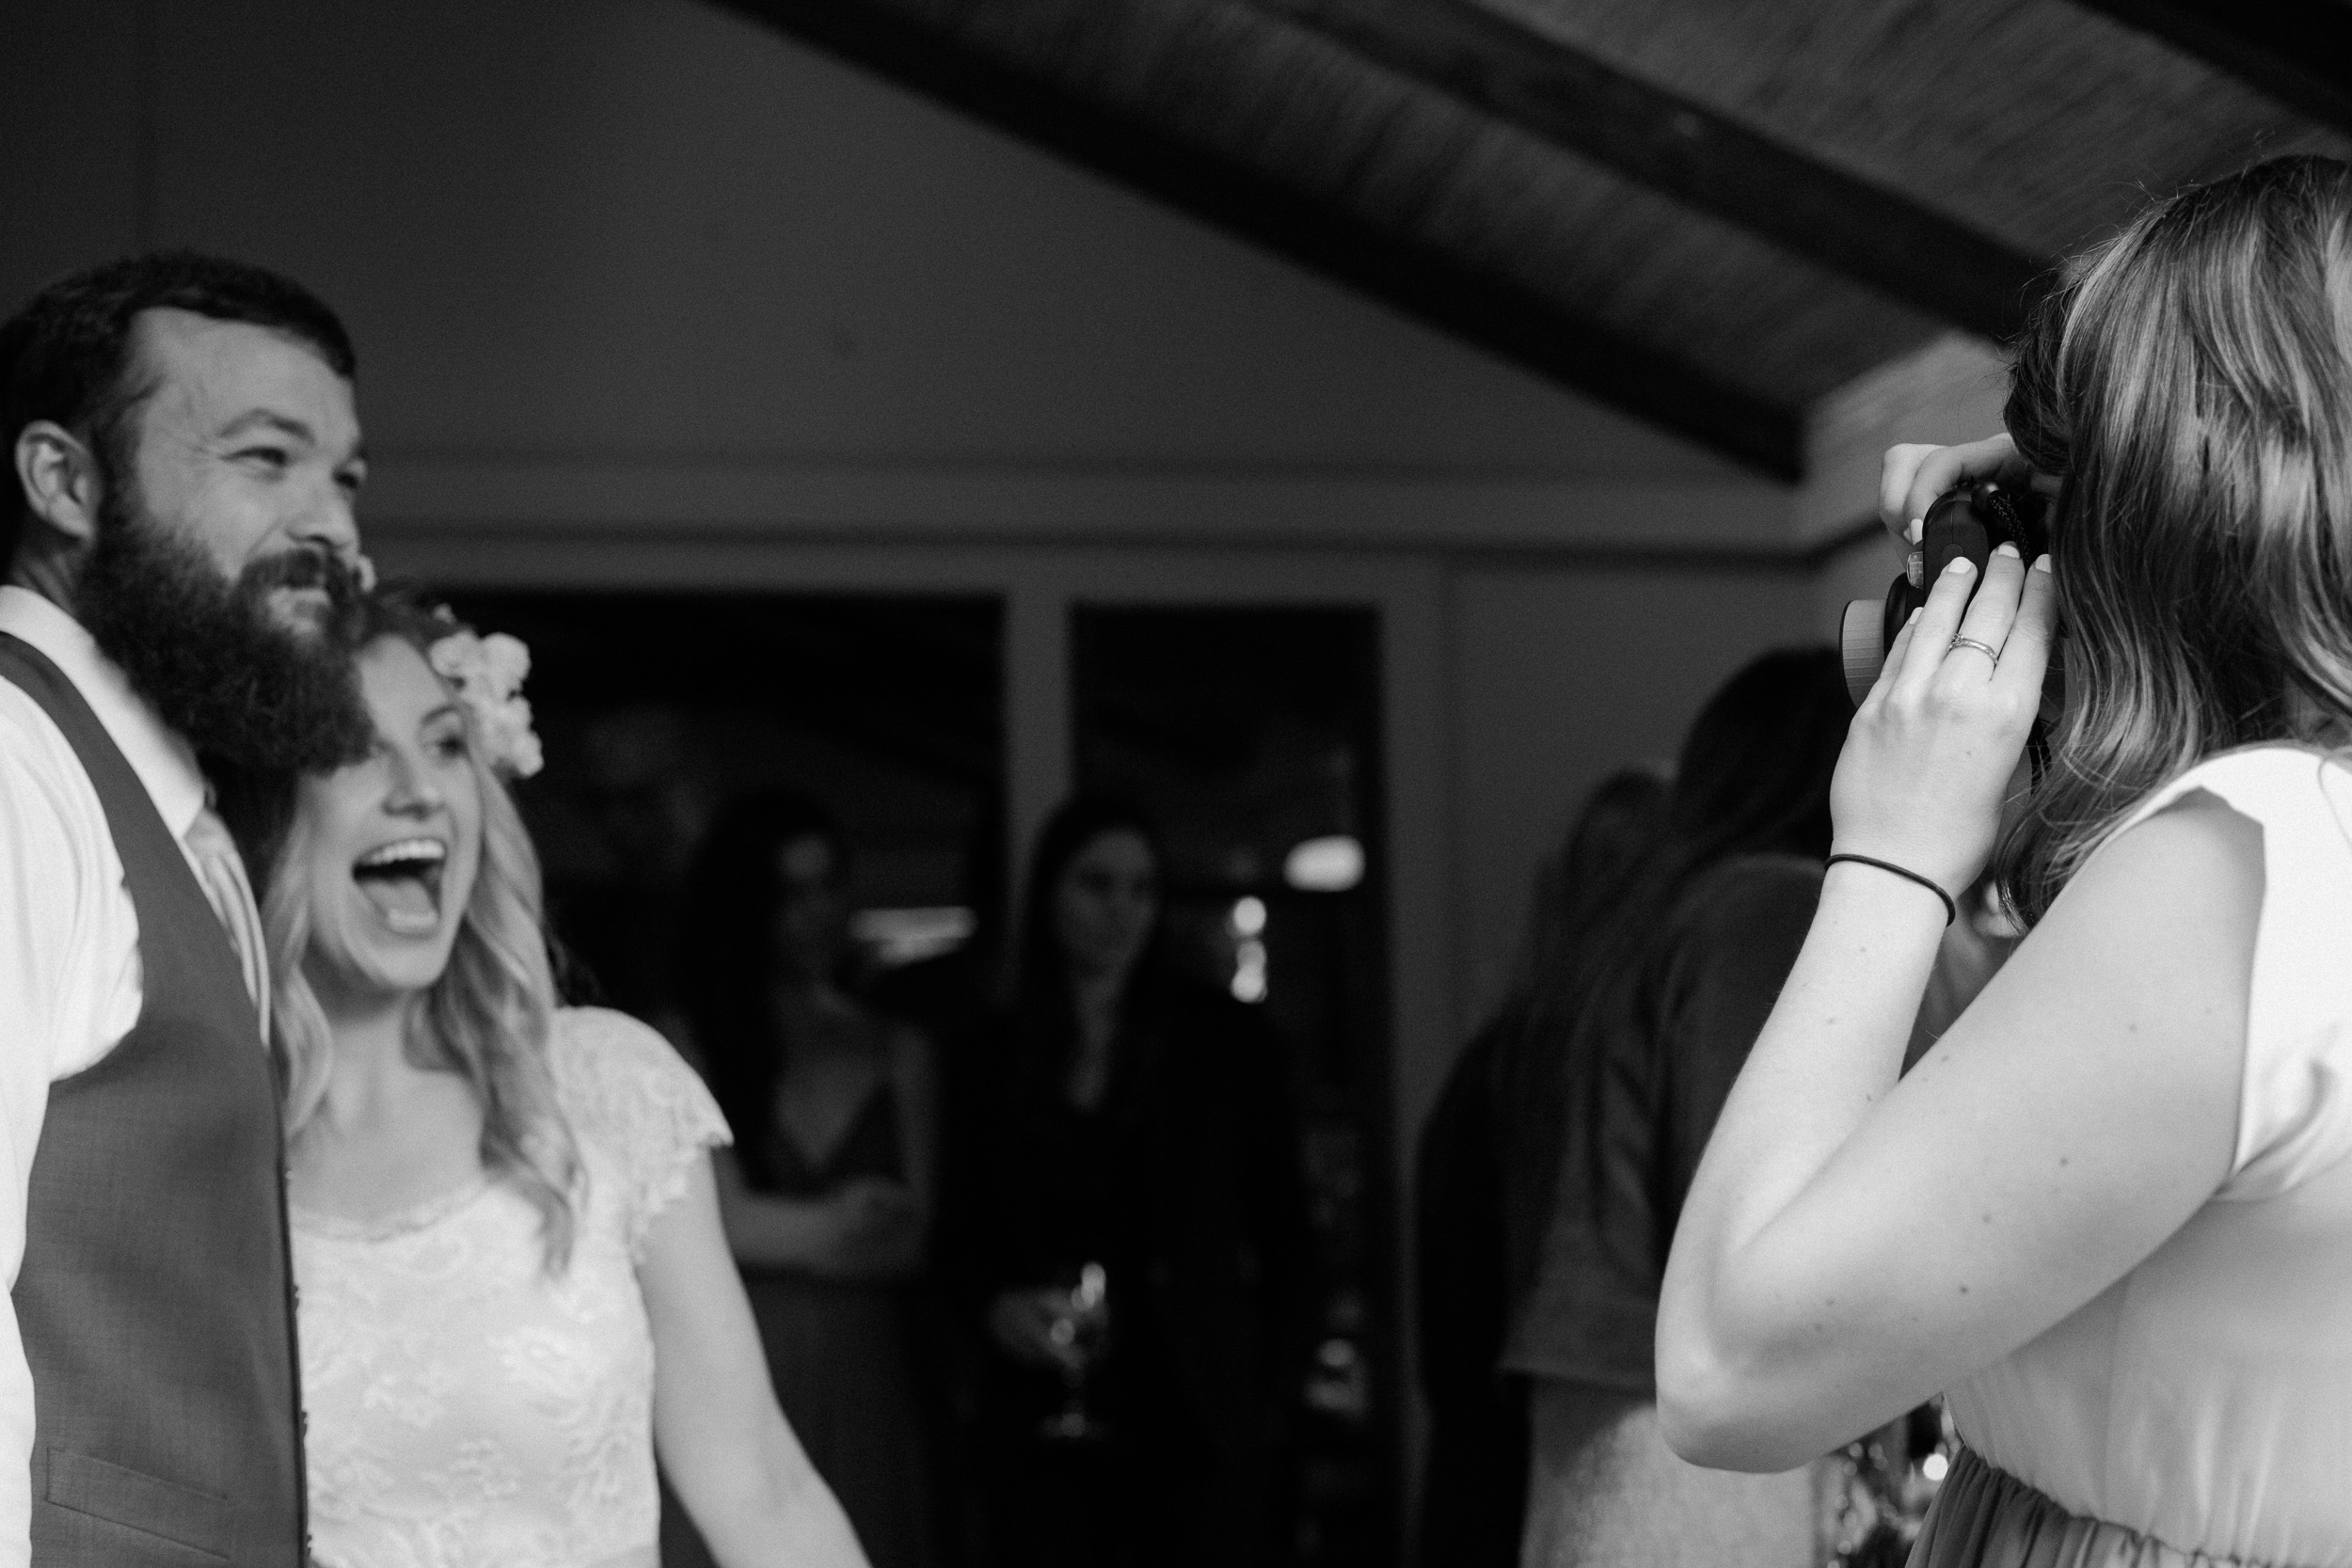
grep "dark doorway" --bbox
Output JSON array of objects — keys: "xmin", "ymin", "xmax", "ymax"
[{"xmin": 1072, "ymin": 604, "xmax": 1396, "ymax": 1567}]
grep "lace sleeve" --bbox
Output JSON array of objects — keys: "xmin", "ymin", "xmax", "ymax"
[{"xmin": 549, "ymin": 1007, "xmax": 733, "ymax": 1259}]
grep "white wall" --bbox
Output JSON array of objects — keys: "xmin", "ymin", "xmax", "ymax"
[{"xmin": 9, "ymin": 0, "xmax": 1763, "ymax": 486}]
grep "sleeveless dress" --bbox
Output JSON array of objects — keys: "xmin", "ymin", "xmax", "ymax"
[
  {"xmin": 741, "ymin": 1077, "xmax": 935, "ymax": 1568},
  {"xmin": 291, "ymin": 1007, "xmax": 730, "ymax": 1568},
  {"xmin": 1913, "ymin": 745, "xmax": 2352, "ymax": 1568}
]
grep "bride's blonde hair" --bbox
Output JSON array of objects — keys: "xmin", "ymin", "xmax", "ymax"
[
  {"xmin": 1998, "ymin": 154, "xmax": 2352, "ymax": 921},
  {"xmin": 258, "ymin": 592, "xmax": 581, "ymax": 1269}
]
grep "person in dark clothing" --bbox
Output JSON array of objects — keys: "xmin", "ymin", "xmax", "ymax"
[
  {"xmin": 1414, "ymin": 765, "xmax": 1670, "ymax": 1568},
  {"xmin": 1500, "ymin": 648, "xmax": 1852, "ymax": 1568},
  {"xmin": 940, "ymin": 793, "xmax": 1311, "ymax": 1568},
  {"xmin": 675, "ymin": 789, "xmax": 939, "ymax": 1568}
]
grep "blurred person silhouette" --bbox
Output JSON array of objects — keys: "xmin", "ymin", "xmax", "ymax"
[
  {"xmin": 678, "ymin": 788, "xmax": 940, "ymax": 1568},
  {"xmin": 569, "ymin": 704, "xmax": 714, "ymax": 1037},
  {"xmin": 1503, "ymin": 648, "xmax": 1851, "ymax": 1568},
  {"xmin": 938, "ymin": 792, "xmax": 1311, "ymax": 1568},
  {"xmin": 1413, "ymin": 765, "xmax": 1670, "ymax": 1568}
]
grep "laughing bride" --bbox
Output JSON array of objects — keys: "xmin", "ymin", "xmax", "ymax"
[{"xmin": 223, "ymin": 588, "xmax": 868, "ymax": 1568}]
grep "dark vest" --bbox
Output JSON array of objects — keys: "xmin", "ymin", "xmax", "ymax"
[{"xmin": 0, "ymin": 634, "xmax": 304, "ymax": 1567}]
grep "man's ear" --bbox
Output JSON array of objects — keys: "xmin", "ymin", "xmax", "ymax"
[{"xmin": 14, "ymin": 420, "xmax": 102, "ymax": 551}]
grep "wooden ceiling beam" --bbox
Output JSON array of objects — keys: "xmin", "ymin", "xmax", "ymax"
[
  {"xmin": 2065, "ymin": 0, "xmax": 2352, "ymax": 135},
  {"xmin": 2079, "ymin": 0, "xmax": 2352, "ymax": 135},
  {"xmin": 709, "ymin": 0, "xmax": 1803, "ymax": 477},
  {"xmin": 1250, "ymin": 0, "xmax": 2049, "ymax": 341}
]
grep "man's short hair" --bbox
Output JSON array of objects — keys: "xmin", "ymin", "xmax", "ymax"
[{"xmin": 0, "ymin": 251, "xmax": 357, "ymax": 572}]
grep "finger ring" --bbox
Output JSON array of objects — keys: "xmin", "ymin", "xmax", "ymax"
[{"xmin": 1948, "ymin": 636, "xmax": 2001, "ymax": 664}]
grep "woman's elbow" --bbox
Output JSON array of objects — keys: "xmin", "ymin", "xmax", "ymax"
[{"xmin": 1654, "ymin": 1332, "xmax": 1816, "ymax": 1474}]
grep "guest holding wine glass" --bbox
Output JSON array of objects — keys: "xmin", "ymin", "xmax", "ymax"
[
  {"xmin": 677, "ymin": 790, "xmax": 940, "ymax": 1568},
  {"xmin": 939, "ymin": 793, "xmax": 1311, "ymax": 1568}
]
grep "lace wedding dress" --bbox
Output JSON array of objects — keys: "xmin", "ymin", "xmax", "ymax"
[{"xmin": 292, "ymin": 1007, "xmax": 729, "ymax": 1568}]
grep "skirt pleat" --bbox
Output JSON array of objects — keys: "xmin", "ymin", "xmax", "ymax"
[{"xmin": 1909, "ymin": 1449, "xmax": 2278, "ymax": 1568}]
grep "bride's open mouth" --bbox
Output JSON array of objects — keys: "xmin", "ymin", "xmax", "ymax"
[{"xmin": 351, "ymin": 837, "xmax": 449, "ymax": 937}]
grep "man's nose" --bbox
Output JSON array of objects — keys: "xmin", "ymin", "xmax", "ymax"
[{"xmin": 292, "ymin": 476, "xmax": 361, "ymax": 562}]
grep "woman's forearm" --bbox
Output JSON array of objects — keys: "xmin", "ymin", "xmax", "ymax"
[
  {"xmin": 718, "ymin": 1181, "xmax": 924, "ymax": 1280},
  {"xmin": 1657, "ymin": 863, "xmax": 1945, "ymax": 1461},
  {"xmin": 716, "ymin": 1189, "xmax": 841, "ymax": 1272},
  {"xmin": 765, "ymin": 1462, "xmax": 868, "ymax": 1568},
  {"xmin": 684, "ymin": 1414, "xmax": 869, "ymax": 1568}
]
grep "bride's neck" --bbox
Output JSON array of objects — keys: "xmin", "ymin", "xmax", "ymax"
[{"xmin": 310, "ymin": 987, "xmax": 436, "ymax": 1129}]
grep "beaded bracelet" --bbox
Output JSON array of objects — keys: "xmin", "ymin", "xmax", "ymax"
[{"xmin": 1824, "ymin": 853, "xmax": 1957, "ymax": 927}]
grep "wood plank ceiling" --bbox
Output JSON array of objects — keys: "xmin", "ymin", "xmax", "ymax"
[{"xmin": 714, "ymin": 0, "xmax": 2352, "ymax": 479}]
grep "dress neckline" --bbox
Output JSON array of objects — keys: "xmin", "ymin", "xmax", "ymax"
[{"xmin": 291, "ymin": 1172, "xmax": 498, "ymax": 1243}]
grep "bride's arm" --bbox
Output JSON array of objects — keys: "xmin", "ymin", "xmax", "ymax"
[
  {"xmin": 1655, "ymin": 542, "xmax": 2253, "ymax": 1472},
  {"xmin": 642, "ymin": 1155, "xmax": 870, "ymax": 1568}
]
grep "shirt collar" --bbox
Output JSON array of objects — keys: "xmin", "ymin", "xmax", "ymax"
[{"xmin": 0, "ymin": 585, "xmax": 209, "ymax": 841}]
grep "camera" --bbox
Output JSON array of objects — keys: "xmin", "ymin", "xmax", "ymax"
[{"xmin": 1838, "ymin": 480, "xmax": 2051, "ymax": 708}]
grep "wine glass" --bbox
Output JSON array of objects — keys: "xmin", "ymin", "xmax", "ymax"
[{"xmin": 1038, "ymin": 1260, "xmax": 1110, "ymax": 1441}]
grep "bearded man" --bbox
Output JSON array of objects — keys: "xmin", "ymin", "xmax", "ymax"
[{"xmin": 0, "ymin": 253, "xmax": 376, "ymax": 1567}]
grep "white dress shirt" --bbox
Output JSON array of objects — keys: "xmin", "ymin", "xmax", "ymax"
[{"xmin": 0, "ymin": 583, "xmax": 220, "ymax": 1568}]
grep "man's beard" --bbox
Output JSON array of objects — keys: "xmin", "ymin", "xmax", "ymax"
[{"xmin": 75, "ymin": 484, "xmax": 373, "ymax": 775}]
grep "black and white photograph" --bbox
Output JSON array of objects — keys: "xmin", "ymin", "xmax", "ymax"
[{"xmin": 3, "ymin": 2, "xmax": 2349, "ymax": 1565}]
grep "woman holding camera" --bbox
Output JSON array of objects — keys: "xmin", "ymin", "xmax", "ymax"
[{"xmin": 1657, "ymin": 155, "xmax": 2352, "ymax": 1565}]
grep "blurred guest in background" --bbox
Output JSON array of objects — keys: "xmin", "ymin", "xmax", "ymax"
[
  {"xmin": 679, "ymin": 789, "xmax": 939, "ymax": 1568},
  {"xmin": 1413, "ymin": 765, "xmax": 1671, "ymax": 1568},
  {"xmin": 564, "ymin": 703, "xmax": 715, "ymax": 1039},
  {"xmin": 940, "ymin": 792, "xmax": 1311, "ymax": 1568},
  {"xmin": 1503, "ymin": 648, "xmax": 1850, "ymax": 1568}
]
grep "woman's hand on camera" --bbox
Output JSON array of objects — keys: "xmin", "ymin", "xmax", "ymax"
[
  {"xmin": 1832, "ymin": 537, "xmax": 2055, "ymax": 899},
  {"xmin": 1878, "ymin": 435, "xmax": 2030, "ymax": 546}
]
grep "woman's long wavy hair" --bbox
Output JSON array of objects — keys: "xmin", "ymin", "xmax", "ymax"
[
  {"xmin": 230, "ymin": 592, "xmax": 581, "ymax": 1270},
  {"xmin": 1998, "ymin": 154, "xmax": 2352, "ymax": 921}
]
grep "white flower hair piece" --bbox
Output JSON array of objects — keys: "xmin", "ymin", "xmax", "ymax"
[{"xmin": 428, "ymin": 626, "xmax": 546, "ymax": 780}]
